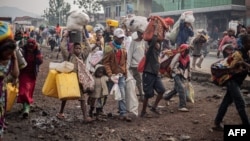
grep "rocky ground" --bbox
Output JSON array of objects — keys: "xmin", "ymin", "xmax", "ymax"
[{"xmin": 4, "ymin": 46, "xmax": 250, "ymax": 141}]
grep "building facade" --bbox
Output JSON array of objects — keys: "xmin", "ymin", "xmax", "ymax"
[
  {"xmin": 99, "ymin": 0, "xmax": 152, "ymax": 21},
  {"xmin": 151, "ymin": 0, "xmax": 248, "ymax": 35}
]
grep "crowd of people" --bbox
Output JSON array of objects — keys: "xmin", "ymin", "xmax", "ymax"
[{"xmin": 1, "ymin": 14, "xmax": 250, "ymax": 140}]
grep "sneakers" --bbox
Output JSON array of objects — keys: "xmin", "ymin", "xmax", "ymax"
[{"xmin": 178, "ymin": 107, "xmax": 189, "ymax": 112}]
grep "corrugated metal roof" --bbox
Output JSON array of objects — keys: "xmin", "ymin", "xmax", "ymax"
[{"xmin": 150, "ymin": 5, "xmax": 246, "ymax": 16}]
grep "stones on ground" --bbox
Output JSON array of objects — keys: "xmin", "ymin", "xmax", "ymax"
[
  {"xmin": 180, "ymin": 135, "xmax": 190, "ymax": 141},
  {"xmin": 192, "ymin": 120, "xmax": 199, "ymax": 124},
  {"xmin": 199, "ymin": 114, "xmax": 206, "ymax": 117},
  {"xmin": 165, "ymin": 137, "xmax": 176, "ymax": 141},
  {"xmin": 212, "ymin": 94, "xmax": 222, "ymax": 99},
  {"xmin": 64, "ymin": 134, "xmax": 72, "ymax": 140},
  {"xmin": 162, "ymin": 132, "xmax": 174, "ymax": 136},
  {"xmin": 38, "ymin": 135, "xmax": 45, "ymax": 139}
]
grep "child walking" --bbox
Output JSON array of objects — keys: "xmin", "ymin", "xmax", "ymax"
[
  {"xmin": 88, "ymin": 65, "xmax": 109, "ymax": 120},
  {"xmin": 56, "ymin": 27, "xmax": 93, "ymax": 123},
  {"xmin": 163, "ymin": 44, "xmax": 191, "ymax": 112}
]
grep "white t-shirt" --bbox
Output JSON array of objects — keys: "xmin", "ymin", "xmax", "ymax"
[{"xmin": 124, "ymin": 36, "xmax": 132, "ymax": 51}]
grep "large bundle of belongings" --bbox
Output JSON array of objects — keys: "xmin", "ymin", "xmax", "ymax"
[
  {"xmin": 123, "ymin": 15, "xmax": 149, "ymax": 33},
  {"xmin": 143, "ymin": 16, "xmax": 169, "ymax": 42},
  {"xmin": 65, "ymin": 10, "xmax": 90, "ymax": 54},
  {"xmin": 167, "ymin": 11, "xmax": 195, "ymax": 43},
  {"xmin": 66, "ymin": 10, "xmax": 90, "ymax": 43},
  {"xmin": 159, "ymin": 46, "xmax": 191, "ymax": 78},
  {"xmin": 210, "ymin": 50, "xmax": 243, "ymax": 86},
  {"xmin": 0, "ymin": 21, "xmax": 13, "ymax": 42}
]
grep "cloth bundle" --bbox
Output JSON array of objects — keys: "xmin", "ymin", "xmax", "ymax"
[
  {"xmin": 124, "ymin": 16, "xmax": 148, "ymax": 33},
  {"xmin": 0, "ymin": 21, "xmax": 13, "ymax": 43}
]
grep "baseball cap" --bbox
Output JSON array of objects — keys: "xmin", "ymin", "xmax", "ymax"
[{"xmin": 113, "ymin": 28, "xmax": 125, "ymax": 38}]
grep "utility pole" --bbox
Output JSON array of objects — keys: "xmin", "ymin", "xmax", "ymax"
[{"xmin": 124, "ymin": 0, "xmax": 127, "ymax": 15}]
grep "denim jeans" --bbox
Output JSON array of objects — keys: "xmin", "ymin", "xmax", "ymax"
[
  {"xmin": 106, "ymin": 76, "xmax": 127, "ymax": 116},
  {"xmin": 117, "ymin": 76, "xmax": 127, "ymax": 116},
  {"xmin": 214, "ymin": 80, "xmax": 250, "ymax": 125},
  {"xmin": 165, "ymin": 74, "xmax": 187, "ymax": 108}
]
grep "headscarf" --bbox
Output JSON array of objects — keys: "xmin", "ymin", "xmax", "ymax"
[
  {"xmin": 26, "ymin": 38, "xmax": 38, "ymax": 50},
  {"xmin": 164, "ymin": 17, "xmax": 174, "ymax": 26},
  {"xmin": 178, "ymin": 44, "xmax": 190, "ymax": 68}
]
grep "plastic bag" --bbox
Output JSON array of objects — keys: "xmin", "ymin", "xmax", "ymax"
[
  {"xmin": 167, "ymin": 17, "xmax": 181, "ymax": 43},
  {"xmin": 186, "ymin": 82, "xmax": 194, "ymax": 103},
  {"xmin": 110, "ymin": 84, "xmax": 122, "ymax": 101},
  {"xmin": 184, "ymin": 11, "xmax": 195, "ymax": 23},
  {"xmin": 110, "ymin": 75, "xmax": 122, "ymax": 101}
]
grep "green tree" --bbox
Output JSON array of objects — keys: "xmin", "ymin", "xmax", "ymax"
[
  {"xmin": 43, "ymin": 0, "xmax": 71, "ymax": 26},
  {"xmin": 73, "ymin": 0, "xmax": 102, "ymax": 23}
]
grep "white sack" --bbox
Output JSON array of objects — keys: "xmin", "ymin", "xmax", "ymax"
[
  {"xmin": 125, "ymin": 16, "xmax": 148, "ymax": 33},
  {"xmin": 66, "ymin": 10, "xmax": 90, "ymax": 30},
  {"xmin": 125, "ymin": 71, "xmax": 139, "ymax": 116}
]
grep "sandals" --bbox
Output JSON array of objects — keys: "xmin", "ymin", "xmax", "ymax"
[
  {"xmin": 140, "ymin": 112, "xmax": 153, "ymax": 118},
  {"xmin": 150, "ymin": 107, "xmax": 162, "ymax": 115},
  {"xmin": 56, "ymin": 113, "xmax": 65, "ymax": 120}
]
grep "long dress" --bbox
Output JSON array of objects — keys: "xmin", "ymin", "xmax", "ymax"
[{"xmin": 17, "ymin": 53, "xmax": 37, "ymax": 104}]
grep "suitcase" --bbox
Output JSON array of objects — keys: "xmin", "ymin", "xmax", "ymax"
[
  {"xmin": 42, "ymin": 70, "xmax": 59, "ymax": 98},
  {"xmin": 56, "ymin": 72, "xmax": 81, "ymax": 100},
  {"xmin": 6, "ymin": 83, "xmax": 18, "ymax": 112}
]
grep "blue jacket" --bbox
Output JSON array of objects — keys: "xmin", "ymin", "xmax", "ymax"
[{"xmin": 176, "ymin": 20, "xmax": 194, "ymax": 47}]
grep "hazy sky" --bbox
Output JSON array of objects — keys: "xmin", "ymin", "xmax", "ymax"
[{"xmin": 0, "ymin": 0, "xmax": 79, "ymax": 15}]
